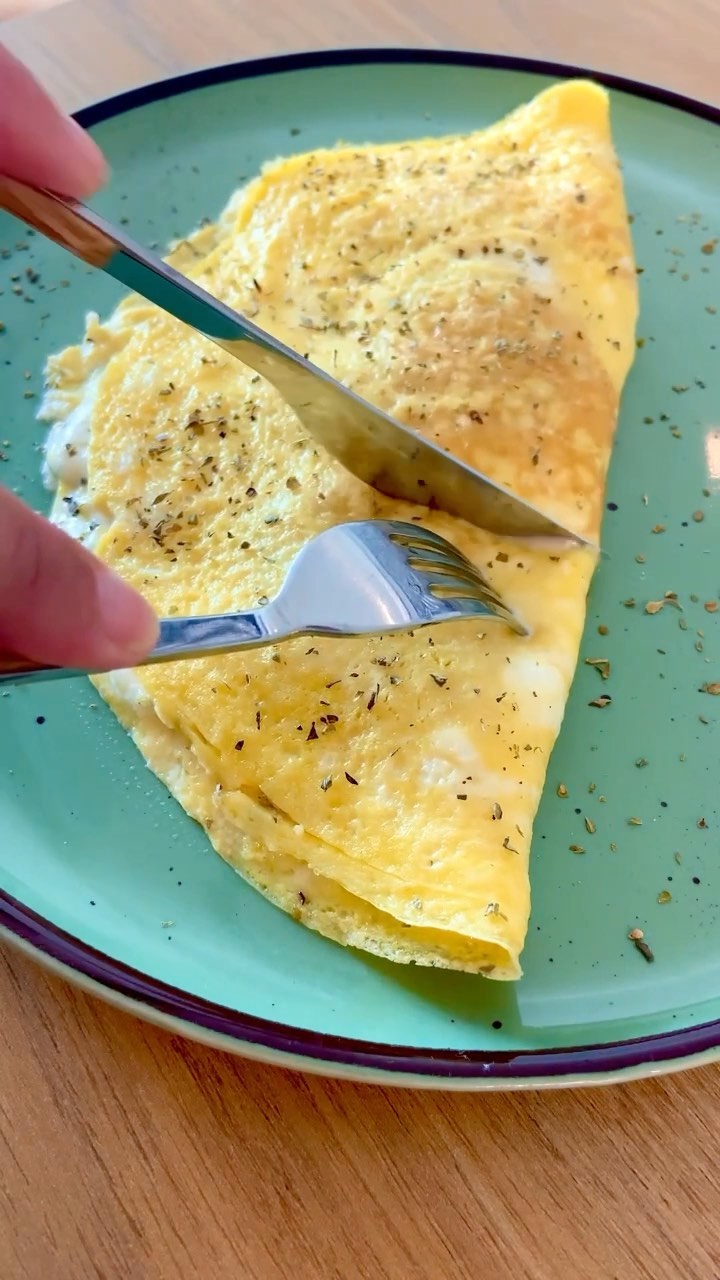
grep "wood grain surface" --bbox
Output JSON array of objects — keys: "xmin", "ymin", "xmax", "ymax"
[{"xmin": 1, "ymin": 3, "xmax": 719, "ymax": 1278}]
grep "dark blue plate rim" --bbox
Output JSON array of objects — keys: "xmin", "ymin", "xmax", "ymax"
[
  {"xmin": 73, "ymin": 46, "xmax": 720, "ymax": 127},
  {"xmin": 4, "ymin": 47, "xmax": 719, "ymax": 1081}
]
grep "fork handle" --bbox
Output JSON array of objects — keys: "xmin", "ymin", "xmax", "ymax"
[{"xmin": 0, "ymin": 610, "xmax": 276, "ymax": 687}]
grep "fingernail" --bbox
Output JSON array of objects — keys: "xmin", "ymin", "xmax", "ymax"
[
  {"xmin": 61, "ymin": 117, "xmax": 109, "ymax": 196},
  {"xmin": 96, "ymin": 570, "xmax": 159, "ymax": 664}
]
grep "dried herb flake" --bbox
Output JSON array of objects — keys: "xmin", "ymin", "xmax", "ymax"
[
  {"xmin": 366, "ymin": 684, "xmax": 380, "ymax": 711},
  {"xmin": 585, "ymin": 657, "xmax": 610, "ymax": 680},
  {"xmin": 629, "ymin": 928, "xmax": 655, "ymax": 962}
]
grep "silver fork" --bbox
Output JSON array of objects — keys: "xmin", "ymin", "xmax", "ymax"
[{"xmin": 0, "ymin": 520, "xmax": 526, "ymax": 686}]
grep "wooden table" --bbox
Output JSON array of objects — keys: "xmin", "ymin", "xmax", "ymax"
[{"xmin": 2, "ymin": 3, "xmax": 719, "ymax": 1277}]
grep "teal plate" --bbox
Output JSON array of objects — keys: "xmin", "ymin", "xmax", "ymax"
[{"xmin": 1, "ymin": 50, "xmax": 719, "ymax": 1088}]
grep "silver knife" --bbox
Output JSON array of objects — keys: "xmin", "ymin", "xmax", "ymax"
[{"xmin": 0, "ymin": 176, "xmax": 591, "ymax": 545}]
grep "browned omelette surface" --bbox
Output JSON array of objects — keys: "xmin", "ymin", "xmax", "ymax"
[{"xmin": 42, "ymin": 80, "xmax": 637, "ymax": 978}]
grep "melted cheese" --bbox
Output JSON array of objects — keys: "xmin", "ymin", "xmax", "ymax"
[{"xmin": 41, "ymin": 81, "xmax": 637, "ymax": 978}]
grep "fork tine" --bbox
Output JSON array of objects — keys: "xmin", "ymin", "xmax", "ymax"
[
  {"xmin": 403, "ymin": 544, "xmax": 489, "ymax": 577},
  {"xmin": 427, "ymin": 580, "xmax": 528, "ymax": 634},
  {"xmin": 392, "ymin": 530, "xmax": 484, "ymax": 571},
  {"xmin": 406, "ymin": 555, "xmax": 499, "ymax": 596},
  {"xmin": 407, "ymin": 543, "xmax": 477, "ymax": 570},
  {"xmin": 383, "ymin": 521, "xmax": 527, "ymax": 634},
  {"xmin": 400, "ymin": 542, "xmax": 507, "ymax": 605},
  {"xmin": 426, "ymin": 572, "xmax": 503, "ymax": 609},
  {"xmin": 387, "ymin": 526, "xmax": 463, "ymax": 554},
  {"xmin": 431, "ymin": 585, "xmax": 527, "ymax": 633},
  {"xmin": 428, "ymin": 578, "xmax": 494, "ymax": 604}
]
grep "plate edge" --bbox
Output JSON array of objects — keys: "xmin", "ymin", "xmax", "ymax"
[
  {"xmin": 71, "ymin": 47, "xmax": 720, "ymax": 128},
  {"xmin": 4, "ymin": 890, "xmax": 720, "ymax": 1083}
]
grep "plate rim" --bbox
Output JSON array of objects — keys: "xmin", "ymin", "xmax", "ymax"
[
  {"xmin": 4, "ymin": 889, "xmax": 720, "ymax": 1084},
  {"xmin": 71, "ymin": 45, "xmax": 720, "ymax": 126},
  {"xmin": 4, "ymin": 46, "xmax": 719, "ymax": 1086}
]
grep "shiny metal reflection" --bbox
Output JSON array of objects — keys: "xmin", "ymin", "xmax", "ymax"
[{"xmin": 0, "ymin": 520, "xmax": 527, "ymax": 685}]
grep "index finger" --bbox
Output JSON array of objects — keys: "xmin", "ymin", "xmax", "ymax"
[{"xmin": 0, "ymin": 44, "xmax": 107, "ymax": 196}]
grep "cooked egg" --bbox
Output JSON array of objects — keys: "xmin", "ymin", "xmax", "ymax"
[{"xmin": 41, "ymin": 81, "xmax": 636, "ymax": 978}]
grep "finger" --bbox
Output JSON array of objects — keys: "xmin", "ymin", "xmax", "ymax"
[
  {"xmin": 0, "ymin": 486, "xmax": 158, "ymax": 669},
  {"xmin": 0, "ymin": 45, "xmax": 107, "ymax": 197}
]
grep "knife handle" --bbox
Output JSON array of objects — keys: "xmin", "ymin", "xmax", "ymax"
[
  {"xmin": 0, "ymin": 176, "xmax": 116, "ymax": 267},
  {"xmin": 0, "ymin": 650, "xmax": 69, "ymax": 686}
]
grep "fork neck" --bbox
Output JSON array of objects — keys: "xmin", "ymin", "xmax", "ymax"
[{"xmin": 146, "ymin": 608, "xmax": 280, "ymax": 664}]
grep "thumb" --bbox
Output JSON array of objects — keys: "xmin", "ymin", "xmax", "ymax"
[
  {"xmin": 0, "ymin": 486, "xmax": 158, "ymax": 670},
  {"xmin": 0, "ymin": 45, "xmax": 107, "ymax": 197}
]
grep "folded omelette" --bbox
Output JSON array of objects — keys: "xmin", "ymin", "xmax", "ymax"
[{"xmin": 41, "ymin": 81, "xmax": 637, "ymax": 979}]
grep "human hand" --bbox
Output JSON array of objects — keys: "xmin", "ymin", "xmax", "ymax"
[{"xmin": 0, "ymin": 46, "xmax": 158, "ymax": 671}]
